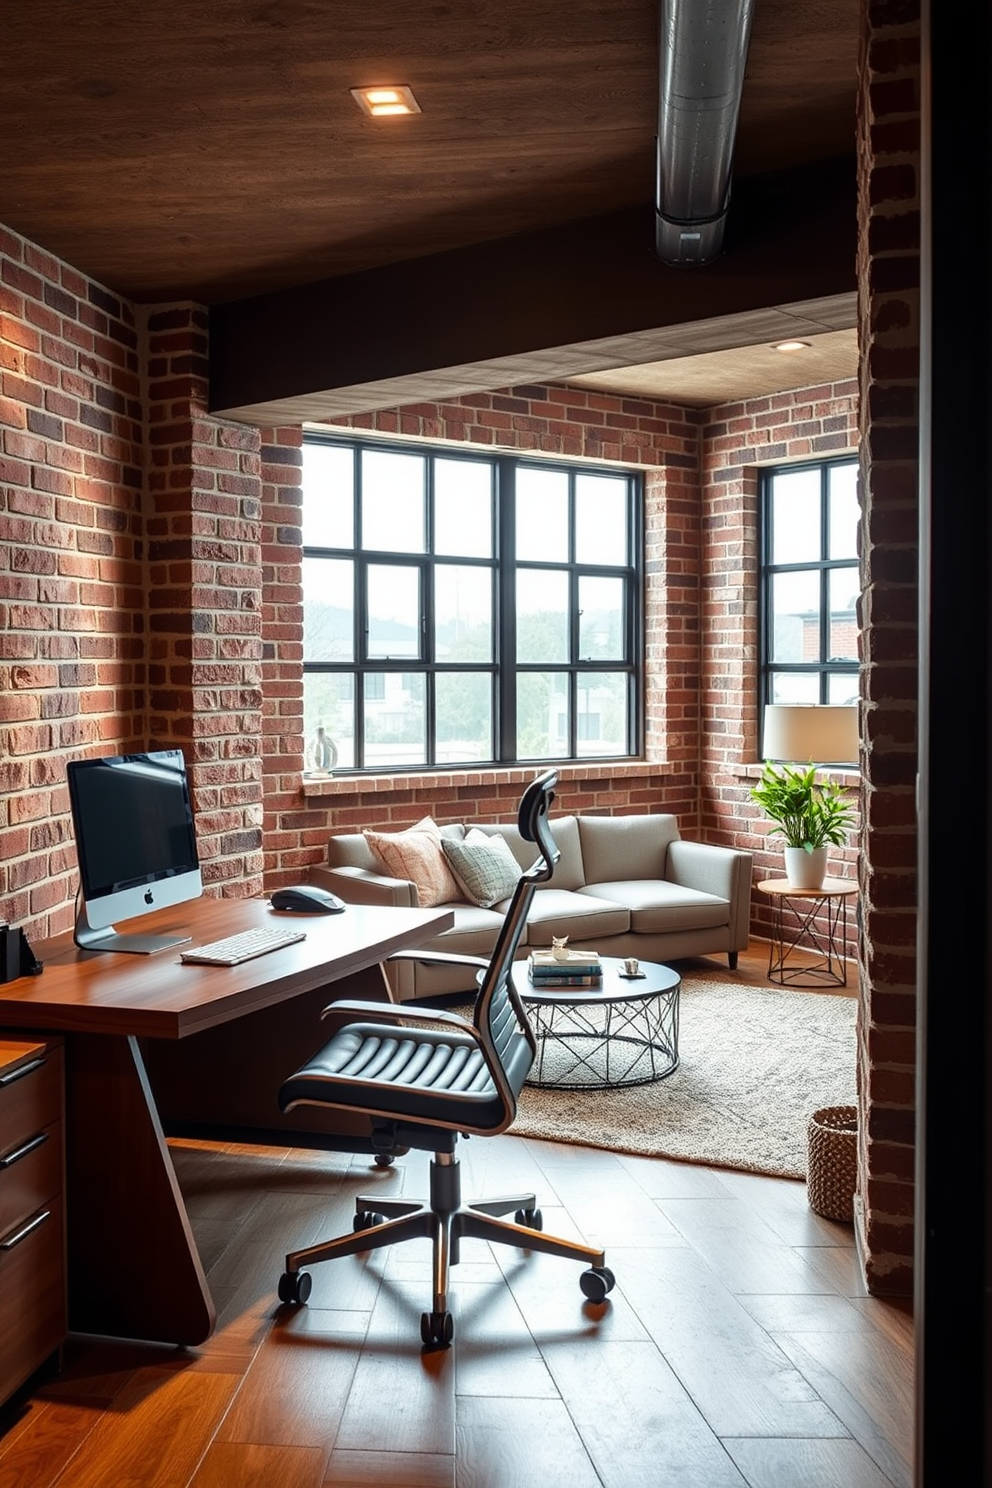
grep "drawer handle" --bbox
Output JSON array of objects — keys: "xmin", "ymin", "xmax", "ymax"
[
  {"xmin": 0, "ymin": 1131, "xmax": 49, "ymax": 1169},
  {"xmin": 0, "ymin": 1208, "xmax": 51, "ymax": 1251},
  {"xmin": 0, "ymin": 1056, "xmax": 47, "ymax": 1087}
]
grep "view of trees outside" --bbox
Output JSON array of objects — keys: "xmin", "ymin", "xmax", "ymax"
[
  {"xmin": 765, "ymin": 459, "xmax": 859, "ymax": 705},
  {"xmin": 301, "ymin": 440, "xmax": 636, "ymax": 770}
]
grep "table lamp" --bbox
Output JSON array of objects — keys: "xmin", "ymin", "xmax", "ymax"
[{"xmin": 762, "ymin": 704, "xmax": 859, "ymax": 766}]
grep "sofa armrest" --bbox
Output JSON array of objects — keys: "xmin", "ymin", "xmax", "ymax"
[
  {"xmin": 666, "ymin": 840, "xmax": 753, "ymax": 950},
  {"xmin": 308, "ymin": 862, "xmax": 418, "ymax": 909}
]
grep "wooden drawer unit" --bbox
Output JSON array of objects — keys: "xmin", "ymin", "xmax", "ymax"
[{"xmin": 0, "ymin": 1038, "xmax": 66, "ymax": 1406}]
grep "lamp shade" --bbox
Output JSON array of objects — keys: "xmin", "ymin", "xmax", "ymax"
[{"xmin": 762, "ymin": 705, "xmax": 859, "ymax": 765}]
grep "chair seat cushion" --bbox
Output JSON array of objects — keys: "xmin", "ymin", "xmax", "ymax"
[
  {"xmin": 523, "ymin": 888, "xmax": 630, "ymax": 945},
  {"xmin": 280, "ymin": 1023, "xmax": 514, "ymax": 1130},
  {"xmin": 581, "ymin": 880, "xmax": 728, "ymax": 933}
]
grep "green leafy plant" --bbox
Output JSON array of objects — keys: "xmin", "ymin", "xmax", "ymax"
[{"xmin": 750, "ymin": 761, "xmax": 855, "ymax": 851}]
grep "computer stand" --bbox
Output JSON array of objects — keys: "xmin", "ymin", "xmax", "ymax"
[{"xmin": 73, "ymin": 906, "xmax": 192, "ymax": 956}]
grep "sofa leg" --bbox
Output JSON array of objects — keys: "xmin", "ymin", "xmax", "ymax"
[{"xmin": 728, "ymin": 951, "xmax": 739, "ymax": 970}]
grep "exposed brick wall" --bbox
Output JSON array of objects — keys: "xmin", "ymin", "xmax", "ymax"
[
  {"xmin": 258, "ymin": 425, "xmax": 306, "ymax": 883},
  {"xmin": 0, "ymin": 239, "xmax": 267, "ymax": 939},
  {"xmin": 696, "ymin": 384, "xmax": 862, "ymax": 956},
  {"xmin": 853, "ymin": 0, "xmax": 921, "ymax": 1293},
  {"xmin": 301, "ymin": 762, "xmax": 696, "ymax": 843},
  {"xmin": 1, "ymin": 226, "xmax": 145, "ymax": 938},
  {"xmin": 142, "ymin": 304, "xmax": 265, "ymax": 897}
]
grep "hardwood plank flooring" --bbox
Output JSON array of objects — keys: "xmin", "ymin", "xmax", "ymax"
[{"xmin": 0, "ymin": 946, "xmax": 913, "ymax": 1488}]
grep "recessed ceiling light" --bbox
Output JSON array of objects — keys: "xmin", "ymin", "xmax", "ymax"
[
  {"xmin": 351, "ymin": 85, "xmax": 421, "ymax": 118},
  {"xmin": 772, "ymin": 339, "xmax": 812, "ymax": 353}
]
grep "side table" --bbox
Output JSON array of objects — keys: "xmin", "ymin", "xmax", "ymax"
[{"xmin": 756, "ymin": 878, "xmax": 857, "ymax": 988}]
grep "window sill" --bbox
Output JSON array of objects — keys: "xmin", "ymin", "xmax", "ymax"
[
  {"xmin": 737, "ymin": 762, "xmax": 860, "ymax": 784},
  {"xmin": 302, "ymin": 758, "xmax": 670, "ymax": 799}
]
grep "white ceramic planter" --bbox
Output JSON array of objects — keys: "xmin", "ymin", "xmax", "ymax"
[{"xmin": 784, "ymin": 845, "xmax": 828, "ymax": 890}]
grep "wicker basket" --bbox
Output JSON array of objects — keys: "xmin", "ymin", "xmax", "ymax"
[{"xmin": 806, "ymin": 1104, "xmax": 858, "ymax": 1221}]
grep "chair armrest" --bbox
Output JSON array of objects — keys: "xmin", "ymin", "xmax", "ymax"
[
  {"xmin": 667, "ymin": 840, "xmax": 753, "ymax": 950},
  {"xmin": 386, "ymin": 949, "xmax": 490, "ymax": 971},
  {"xmin": 309, "ymin": 863, "xmax": 418, "ymax": 908},
  {"xmin": 320, "ymin": 998, "xmax": 476, "ymax": 1034}
]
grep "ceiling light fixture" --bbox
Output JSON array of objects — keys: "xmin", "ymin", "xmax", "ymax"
[
  {"xmin": 351, "ymin": 85, "xmax": 421, "ymax": 118},
  {"xmin": 772, "ymin": 339, "xmax": 812, "ymax": 353}
]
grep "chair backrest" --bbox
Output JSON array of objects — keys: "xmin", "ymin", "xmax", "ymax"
[{"xmin": 471, "ymin": 770, "xmax": 560, "ymax": 1124}]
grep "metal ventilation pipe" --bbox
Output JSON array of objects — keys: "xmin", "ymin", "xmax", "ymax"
[{"xmin": 655, "ymin": 0, "xmax": 755, "ymax": 266}]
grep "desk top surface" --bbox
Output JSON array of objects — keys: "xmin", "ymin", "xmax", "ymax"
[{"xmin": 0, "ymin": 897, "xmax": 453, "ymax": 1040}]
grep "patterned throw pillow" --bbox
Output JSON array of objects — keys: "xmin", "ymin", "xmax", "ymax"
[
  {"xmin": 363, "ymin": 816, "xmax": 461, "ymax": 908},
  {"xmin": 442, "ymin": 828, "xmax": 521, "ymax": 910}
]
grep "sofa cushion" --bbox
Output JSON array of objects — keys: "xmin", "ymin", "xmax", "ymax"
[
  {"xmin": 581, "ymin": 880, "xmax": 728, "ymax": 934},
  {"xmin": 476, "ymin": 814, "xmax": 586, "ymax": 891},
  {"xmin": 524, "ymin": 888, "xmax": 630, "ymax": 945},
  {"xmin": 442, "ymin": 828, "xmax": 521, "ymax": 909},
  {"xmin": 363, "ymin": 816, "xmax": 462, "ymax": 908},
  {"xmin": 425, "ymin": 902, "xmax": 510, "ymax": 956},
  {"xmin": 577, "ymin": 814, "xmax": 680, "ymax": 884}
]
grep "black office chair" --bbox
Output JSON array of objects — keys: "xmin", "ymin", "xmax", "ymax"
[{"xmin": 276, "ymin": 769, "xmax": 615, "ymax": 1346}]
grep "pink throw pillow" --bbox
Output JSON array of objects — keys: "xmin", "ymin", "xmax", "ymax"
[{"xmin": 363, "ymin": 817, "xmax": 461, "ymax": 908}]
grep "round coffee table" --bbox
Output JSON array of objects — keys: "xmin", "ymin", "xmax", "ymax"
[{"xmin": 511, "ymin": 955, "xmax": 681, "ymax": 1090}]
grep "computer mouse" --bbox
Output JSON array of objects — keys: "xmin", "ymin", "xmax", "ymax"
[{"xmin": 269, "ymin": 885, "xmax": 346, "ymax": 914}]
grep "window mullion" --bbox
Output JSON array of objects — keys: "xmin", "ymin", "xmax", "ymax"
[{"xmin": 497, "ymin": 458, "xmax": 516, "ymax": 761}]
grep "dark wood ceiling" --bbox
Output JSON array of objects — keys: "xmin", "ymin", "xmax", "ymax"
[{"xmin": 3, "ymin": 0, "xmax": 859, "ymax": 306}]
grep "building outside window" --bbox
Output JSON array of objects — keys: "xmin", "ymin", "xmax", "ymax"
[
  {"xmin": 301, "ymin": 436, "xmax": 643, "ymax": 773},
  {"xmin": 759, "ymin": 456, "xmax": 860, "ymax": 746}
]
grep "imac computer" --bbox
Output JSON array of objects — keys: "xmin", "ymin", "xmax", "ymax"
[{"xmin": 67, "ymin": 749, "xmax": 203, "ymax": 954}]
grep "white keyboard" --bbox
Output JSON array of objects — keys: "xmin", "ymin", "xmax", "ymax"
[{"xmin": 180, "ymin": 925, "xmax": 308, "ymax": 966}]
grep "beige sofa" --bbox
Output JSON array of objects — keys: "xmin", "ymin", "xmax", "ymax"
[{"xmin": 308, "ymin": 813, "xmax": 753, "ymax": 1001}]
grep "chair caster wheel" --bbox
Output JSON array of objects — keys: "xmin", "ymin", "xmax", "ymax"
[
  {"xmin": 353, "ymin": 1210, "xmax": 383, "ymax": 1232},
  {"xmin": 278, "ymin": 1269, "xmax": 312, "ymax": 1305},
  {"xmin": 374, "ymin": 1153, "xmax": 395, "ymax": 1167},
  {"xmin": 420, "ymin": 1310, "xmax": 454, "ymax": 1347},
  {"xmin": 580, "ymin": 1266, "xmax": 615, "ymax": 1303},
  {"xmin": 514, "ymin": 1208, "xmax": 543, "ymax": 1230}
]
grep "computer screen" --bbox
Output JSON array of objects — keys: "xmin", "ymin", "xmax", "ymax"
[{"xmin": 67, "ymin": 749, "xmax": 203, "ymax": 954}]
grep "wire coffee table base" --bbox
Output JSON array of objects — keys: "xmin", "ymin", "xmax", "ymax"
[{"xmin": 514, "ymin": 958, "xmax": 681, "ymax": 1090}]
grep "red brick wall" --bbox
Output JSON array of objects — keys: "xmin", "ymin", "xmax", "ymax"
[
  {"xmin": 1, "ymin": 227, "xmax": 145, "ymax": 937},
  {"xmin": 696, "ymin": 384, "xmax": 862, "ymax": 950},
  {"xmin": 853, "ymin": 0, "xmax": 921, "ymax": 1293},
  {"xmin": 143, "ymin": 304, "xmax": 265, "ymax": 897},
  {"xmin": 0, "ymin": 245, "xmax": 268, "ymax": 939}
]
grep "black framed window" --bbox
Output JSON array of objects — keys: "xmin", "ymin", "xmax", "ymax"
[
  {"xmin": 759, "ymin": 456, "xmax": 860, "ymax": 741},
  {"xmin": 301, "ymin": 435, "xmax": 642, "ymax": 772}
]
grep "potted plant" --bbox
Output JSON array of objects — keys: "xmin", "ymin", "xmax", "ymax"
[{"xmin": 750, "ymin": 761, "xmax": 856, "ymax": 889}]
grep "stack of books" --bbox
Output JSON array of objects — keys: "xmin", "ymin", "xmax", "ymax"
[{"xmin": 527, "ymin": 947, "xmax": 602, "ymax": 988}]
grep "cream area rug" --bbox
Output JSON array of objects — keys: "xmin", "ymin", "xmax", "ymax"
[{"xmin": 510, "ymin": 978, "xmax": 858, "ymax": 1181}]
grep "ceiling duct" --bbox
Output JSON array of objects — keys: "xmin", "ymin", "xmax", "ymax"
[{"xmin": 655, "ymin": 0, "xmax": 755, "ymax": 266}]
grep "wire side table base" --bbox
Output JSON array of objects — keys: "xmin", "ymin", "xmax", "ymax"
[{"xmin": 758, "ymin": 878, "xmax": 857, "ymax": 989}]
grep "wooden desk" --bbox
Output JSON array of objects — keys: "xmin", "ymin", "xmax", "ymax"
[{"xmin": 0, "ymin": 896, "xmax": 453, "ymax": 1348}]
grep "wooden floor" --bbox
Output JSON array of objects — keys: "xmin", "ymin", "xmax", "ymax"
[{"xmin": 0, "ymin": 947, "xmax": 913, "ymax": 1488}]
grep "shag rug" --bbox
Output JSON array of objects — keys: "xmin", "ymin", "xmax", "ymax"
[{"xmin": 509, "ymin": 978, "xmax": 858, "ymax": 1180}]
